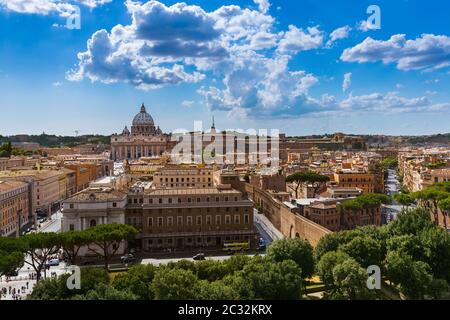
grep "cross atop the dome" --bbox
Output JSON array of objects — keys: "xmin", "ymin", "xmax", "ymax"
[{"xmin": 140, "ymin": 102, "xmax": 146, "ymax": 113}]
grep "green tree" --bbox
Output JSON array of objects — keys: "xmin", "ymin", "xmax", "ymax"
[
  {"xmin": 0, "ymin": 237, "xmax": 27, "ymax": 277},
  {"xmin": 418, "ymin": 227, "xmax": 450, "ymax": 282},
  {"xmin": 266, "ymin": 238, "xmax": 314, "ymax": 278},
  {"xmin": 60, "ymin": 230, "xmax": 91, "ymax": 265},
  {"xmin": 394, "ymin": 193, "xmax": 415, "ymax": 209},
  {"xmin": 112, "ymin": 264, "xmax": 157, "ymax": 300},
  {"xmin": 152, "ymin": 267, "xmax": 200, "ymax": 300},
  {"xmin": 29, "ymin": 267, "xmax": 109, "ymax": 300},
  {"xmin": 85, "ymin": 223, "xmax": 138, "ymax": 269},
  {"xmin": 230, "ymin": 258, "xmax": 304, "ymax": 300},
  {"xmin": 381, "ymin": 157, "xmax": 398, "ymax": 170},
  {"xmin": 437, "ymin": 197, "xmax": 450, "ymax": 230},
  {"xmin": 384, "ymin": 250, "xmax": 433, "ymax": 299},
  {"xmin": 314, "ymin": 229, "xmax": 362, "ymax": 263},
  {"xmin": 328, "ymin": 258, "xmax": 376, "ymax": 300},
  {"xmin": 413, "ymin": 189, "xmax": 448, "ymax": 226},
  {"xmin": 339, "ymin": 235, "xmax": 383, "ymax": 268},
  {"xmin": 388, "ymin": 208, "xmax": 433, "ymax": 236},
  {"xmin": 23, "ymin": 232, "xmax": 62, "ymax": 282},
  {"xmin": 74, "ymin": 283, "xmax": 137, "ymax": 300},
  {"xmin": 196, "ymin": 280, "xmax": 239, "ymax": 300},
  {"xmin": 317, "ymin": 251, "xmax": 352, "ymax": 288},
  {"xmin": 286, "ymin": 171, "xmax": 330, "ymax": 198}
]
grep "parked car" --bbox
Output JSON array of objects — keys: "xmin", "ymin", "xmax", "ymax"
[
  {"xmin": 45, "ymin": 259, "xmax": 60, "ymax": 267},
  {"xmin": 5, "ymin": 270, "xmax": 19, "ymax": 277},
  {"xmin": 193, "ymin": 253, "xmax": 206, "ymax": 261},
  {"xmin": 120, "ymin": 254, "xmax": 136, "ymax": 264}
]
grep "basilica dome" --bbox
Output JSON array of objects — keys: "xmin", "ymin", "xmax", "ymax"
[{"xmin": 132, "ymin": 103, "xmax": 154, "ymax": 126}]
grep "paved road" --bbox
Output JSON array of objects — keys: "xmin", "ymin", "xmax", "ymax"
[
  {"xmin": 253, "ymin": 209, "xmax": 283, "ymax": 244},
  {"xmin": 38, "ymin": 211, "xmax": 62, "ymax": 233}
]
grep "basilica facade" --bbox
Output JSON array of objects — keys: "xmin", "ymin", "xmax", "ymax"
[{"xmin": 111, "ymin": 103, "xmax": 170, "ymax": 161}]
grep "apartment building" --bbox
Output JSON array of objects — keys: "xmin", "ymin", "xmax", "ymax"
[
  {"xmin": 152, "ymin": 167, "xmax": 214, "ymax": 189},
  {"xmin": 303, "ymin": 198, "xmax": 382, "ymax": 231},
  {"xmin": 0, "ymin": 169, "xmax": 65, "ymax": 215},
  {"xmin": 332, "ymin": 170, "xmax": 384, "ymax": 193},
  {"xmin": 0, "ymin": 180, "xmax": 30, "ymax": 236},
  {"xmin": 62, "ymin": 183, "xmax": 256, "ymax": 253}
]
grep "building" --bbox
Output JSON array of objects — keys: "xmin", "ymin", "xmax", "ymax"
[
  {"xmin": 62, "ymin": 183, "xmax": 256, "ymax": 253},
  {"xmin": 0, "ymin": 169, "xmax": 66, "ymax": 216},
  {"xmin": 153, "ymin": 166, "xmax": 214, "ymax": 189},
  {"xmin": 249, "ymin": 169, "xmax": 286, "ymax": 193},
  {"xmin": 111, "ymin": 103, "xmax": 170, "ymax": 161},
  {"xmin": 0, "ymin": 180, "xmax": 30, "ymax": 237},
  {"xmin": 127, "ymin": 185, "xmax": 256, "ymax": 251},
  {"xmin": 332, "ymin": 170, "xmax": 384, "ymax": 193},
  {"xmin": 303, "ymin": 198, "xmax": 383, "ymax": 231},
  {"xmin": 323, "ymin": 186, "xmax": 362, "ymax": 199}
]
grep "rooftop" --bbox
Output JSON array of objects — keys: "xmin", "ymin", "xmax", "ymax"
[{"xmin": 0, "ymin": 180, "xmax": 28, "ymax": 193}]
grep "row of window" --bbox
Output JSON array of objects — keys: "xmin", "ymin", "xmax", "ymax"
[
  {"xmin": 158, "ymin": 177, "xmax": 211, "ymax": 183},
  {"xmin": 128, "ymin": 196, "xmax": 240, "ymax": 205},
  {"xmin": 144, "ymin": 214, "xmax": 251, "ymax": 227}
]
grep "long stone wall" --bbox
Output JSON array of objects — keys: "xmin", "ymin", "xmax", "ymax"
[{"xmin": 245, "ymin": 184, "xmax": 331, "ymax": 247}]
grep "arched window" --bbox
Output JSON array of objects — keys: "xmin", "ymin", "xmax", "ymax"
[{"xmin": 90, "ymin": 219, "xmax": 97, "ymax": 227}]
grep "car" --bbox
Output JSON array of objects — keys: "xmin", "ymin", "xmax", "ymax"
[
  {"xmin": 120, "ymin": 254, "xmax": 136, "ymax": 264},
  {"xmin": 45, "ymin": 259, "xmax": 60, "ymax": 267},
  {"xmin": 5, "ymin": 270, "xmax": 19, "ymax": 277},
  {"xmin": 193, "ymin": 253, "xmax": 206, "ymax": 261}
]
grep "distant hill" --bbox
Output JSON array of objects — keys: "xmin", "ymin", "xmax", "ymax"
[{"xmin": 2, "ymin": 134, "xmax": 111, "ymax": 148}]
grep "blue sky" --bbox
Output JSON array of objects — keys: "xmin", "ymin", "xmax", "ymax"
[{"xmin": 0, "ymin": 0, "xmax": 449, "ymax": 136}]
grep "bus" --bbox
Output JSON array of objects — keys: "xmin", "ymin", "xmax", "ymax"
[{"xmin": 223, "ymin": 242, "xmax": 250, "ymax": 253}]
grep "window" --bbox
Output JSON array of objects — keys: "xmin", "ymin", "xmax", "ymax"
[
  {"xmin": 206, "ymin": 215, "xmax": 212, "ymax": 225},
  {"xmin": 167, "ymin": 217, "xmax": 173, "ymax": 227},
  {"xmin": 148, "ymin": 217, "xmax": 153, "ymax": 227},
  {"xmin": 244, "ymin": 214, "xmax": 250, "ymax": 224},
  {"xmin": 225, "ymin": 215, "xmax": 231, "ymax": 224},
  {"xmin": 215, "ymin": 215, "xmax": 221, "ymax": 225},
  {"xmin": 157, "ymin": 217, "xmax": 163, "ymax": 227},
  {"xmin": 112, "ymin": 202, "xmax": 117, "ymax": 207},
  {"xmin": 187, "ymin": 216, "xmax": 193, "ymax": 225},
  {"xmin": 196, "ymin": 216, "xmax": 202, "ymax": 225},
  {"xmin": 69, "ymin": 224, "xmax": 75, "ymax": 231},
  {"xmin": 69, "ymin": 204, "xmax": 74, "ymax": 209},
  {"xmin": 89, "ymin": 219, "xmax": 97, "ymax": 227},
  {"xmin": 177, "ymin": 216, "xmax": 183, "ymax": 226},
  {"xmin": 234, "ymin": 215, "xmax": 240, "ymax": 224}
]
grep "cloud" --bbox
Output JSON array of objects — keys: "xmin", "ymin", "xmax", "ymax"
[
  {"xmin": 326, "ymin": 25, "xmax": 351, "ymax": 47},
  {"xmin": 277, "ymin": 25, "xmax": 324, "ymax": 55},
  {"xmin": 52, "ymin": 81, "xmax": 62, "ymax": 87},
  {"xmin": 342, "ymin": 72, "xmax": 352, "ymax": 93},
  {"xmin": 69, "ymin": 0, "xmax": 282, "ymax": 90},
  {"xmin": 253, "ymin": 0, "xmax": 270, "ymax": 14},
  {"xmin": 0, "ymin": 0, "xmax": 111, "ymax": 16},
  {"xmin": 357, "ymin": 20, "xmax": 371, "ymax": 32},
  {"xmin": 337, "ymin": 92, "xmax": 449, "ymax": 114},
  {"xmin": 341, "ymin": 34, "xmax": 450, "ymax": 71},
  {"xmin": 181, "ymin": 100, "xmax": 195, "ymax": 107}
]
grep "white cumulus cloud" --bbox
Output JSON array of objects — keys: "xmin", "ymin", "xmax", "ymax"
[
  {"xmin": 342, "ymin": 72, "xmax": 352, "ymax": 93},
  {"xmin": 341, "ymin": 34, "xmax": 450, "ymax": 71}
]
